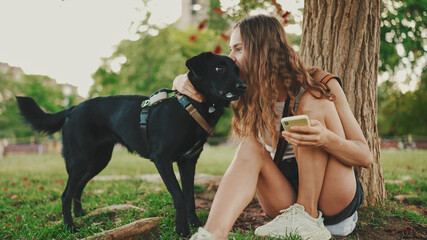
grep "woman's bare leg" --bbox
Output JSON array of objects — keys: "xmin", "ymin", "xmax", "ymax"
[
  {"xmin": 204, "ymin": 137, "xmax": 296, "ymax": 240},
  {"xmin": 295, "ymin": 94, "xmax": 356, "ymax": 217}
]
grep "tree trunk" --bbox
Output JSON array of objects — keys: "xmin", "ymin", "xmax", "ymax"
[{"xmin": 300, "ymin": 0, "xmax": 385, "ymax": 204}]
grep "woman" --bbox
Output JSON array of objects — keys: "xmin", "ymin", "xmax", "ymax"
[{"xmin": 173, "ymin": 15, "xmax": 373, "ymax": 240}]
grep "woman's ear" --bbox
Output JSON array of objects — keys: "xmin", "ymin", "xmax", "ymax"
[{"xmin": 185, "ymin": 52, "xmax": 213, "ymax": 79}]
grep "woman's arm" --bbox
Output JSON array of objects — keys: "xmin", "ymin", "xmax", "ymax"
[
  {"xmin": 326, "ymin": 79, "xmax": 373, "ymax": 167},
  {"xmin": 172, "ymin": 73, "xmax": 204, "ymax": 102},
  {"xmin": 282, "ymin": 80, "xmax": 373, "ymax": 168}
]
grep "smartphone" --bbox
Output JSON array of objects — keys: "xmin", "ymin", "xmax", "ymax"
[{"xmin": 281, "ymin": 115, "xmax": 310, "ymax": 131}]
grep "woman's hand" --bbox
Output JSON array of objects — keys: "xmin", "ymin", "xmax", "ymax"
[
  {"xmin": 172, "ymin": 73, "xmax": 204, "ymax": 102},
  {"xmin": 281, "ymin": 119, "xmax": 330, "ymax": 147}
]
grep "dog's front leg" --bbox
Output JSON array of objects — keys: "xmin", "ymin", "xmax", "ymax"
[
  {"xmin": 154, "ymin": 160, "xmax": 189, "ymax": 237},
  {"xmin": 177, "ymin": 157, "xmax": 202, "ymax": 228}
]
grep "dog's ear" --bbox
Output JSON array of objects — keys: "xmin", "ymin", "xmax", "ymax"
[{"xmin": 186, "ymin": 52, "xmax": 214, "ymax": 79}]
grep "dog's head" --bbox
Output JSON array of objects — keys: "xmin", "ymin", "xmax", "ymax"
[{"xmin": 186, "ymin": 52, "xmax": 246, "ymax": 103}]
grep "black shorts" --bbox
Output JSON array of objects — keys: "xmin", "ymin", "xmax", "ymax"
[{"xmin": 275, "ymin": 157, "xmax": 364, "ymax": 225}]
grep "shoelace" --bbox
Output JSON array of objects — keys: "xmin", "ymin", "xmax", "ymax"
[{"xmin": 275, "ymin": 204, "xmax": 305, "ymax": 229}]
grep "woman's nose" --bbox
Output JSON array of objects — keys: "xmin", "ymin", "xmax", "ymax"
[{"xmin": 228, "ymin": 53, "xmax": 236, "ymax": 62}]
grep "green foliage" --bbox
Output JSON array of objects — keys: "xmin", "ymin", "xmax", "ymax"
[
  {"xmin": 378, "ymin": 0, "xmax": 427, "ymax": 137},
  {"xmin": 90, "ymin": 26, "xmax": 221, "ymax": 97},
  {"xmin": 380, "ymin": 0, "xmax": 427, "ymax": 73},
  {"xmin": 0, "ymin": 70, "xmax": 80, "ymax": 140},
  {"xmin": 378, "ymin": 66, "xmax": 427, "ymax": 136},
  {"xmin": 205, "ymin": 0, "xmax": 301, "ymax": 47},
  {"xmin": 19, "ymin": 75, "xmax": 64, "ymax": 113}
]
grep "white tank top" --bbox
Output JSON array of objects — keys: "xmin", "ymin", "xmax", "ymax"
[{"xmin": 260, "ymin": 87, "xmax": 306, "ymax": 161}]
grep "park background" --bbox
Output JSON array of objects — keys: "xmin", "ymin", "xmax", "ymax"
[{"xmin": 0, "ymin": 0, "xmax": 426, "ymax": 239}]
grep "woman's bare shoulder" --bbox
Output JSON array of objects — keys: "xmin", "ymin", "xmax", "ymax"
[{"xmin": 299, "ymin": 91, "xmax": 333, "ymax": 108}]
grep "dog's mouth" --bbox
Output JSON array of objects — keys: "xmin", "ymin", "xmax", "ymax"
[{"xmin": 218, "ymin": 90, "xmax": 245, "ymax": 101}]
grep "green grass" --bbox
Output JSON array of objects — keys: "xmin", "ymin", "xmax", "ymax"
[
  {"xmin": 0, "ymin": 145, "xmax": 237, "ymax": 240},
  {"xmin": 381, "ymin": 149, "xmax": 426, "ymax": 208},
  {"xmin": 355, "ymin": 149, "xmax": 427, "ymax": 230},
  {"xmin": 0, "ymin": 147, "xmax": 426, "ymax": 239}
]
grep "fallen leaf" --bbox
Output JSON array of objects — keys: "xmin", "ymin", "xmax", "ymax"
[
  {"xmin": 25, "ymin": 182, "xmax": 31, "ymax": 186},
  {"xmin": 55, "ymin": 180, "xmax": 65, "ymax": 185},
  {"xmin": 11, "ymin": 194, "xmax": 19, "ymax": 200},
  {"xmin": 38, "ymin": 186, "xmax": 44, "ymax": 191},
  {"xmin": 22, "ymin": 177, "xmax": 28, "ymax": 181},
  {"xmin": 2, "ymin": 187, "xmax": 7, "ymax": 191}
]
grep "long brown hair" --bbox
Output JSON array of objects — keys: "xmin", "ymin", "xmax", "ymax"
[{"xmin": 231, "ymin": 15, "xmax": 333, "ymax": 147}]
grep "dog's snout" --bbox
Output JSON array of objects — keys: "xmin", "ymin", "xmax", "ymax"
[{"xmin": 236, "ymin": 82, "xmax": 247, "ymax": 92}]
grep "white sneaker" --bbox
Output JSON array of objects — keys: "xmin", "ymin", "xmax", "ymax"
[
  {"xmin": 190, "ymin": 227, "xmax": 216, "ymax": 240},
  {"xmin": 254, "ymin": 203, "xmax": 331, "ymax": 240}
]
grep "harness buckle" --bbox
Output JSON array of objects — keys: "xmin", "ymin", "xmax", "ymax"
[{"xmin": 150, "ymin": 91, "xmax": 168, "ymax": 105}]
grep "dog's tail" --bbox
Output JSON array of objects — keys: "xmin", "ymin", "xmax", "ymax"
[{"xmin": 16, "ymin": 96, "xmax": 75, "ymax": 135}]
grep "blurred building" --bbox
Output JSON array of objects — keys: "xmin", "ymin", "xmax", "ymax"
[
  {"xmin": 0, "ymin": 61, "xmax": 80, "ymax": 103},
  {"xmin": 0, "ymin": 62, "xmax": 24, "ymax": 82},
  {"xmin": 177, "ymin": 0, "xmax": 209, "ymax": 29}
]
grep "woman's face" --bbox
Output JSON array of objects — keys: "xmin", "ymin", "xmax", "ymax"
[{"xmin": 228, "ymin": 27, "xmax": 245, "ymax": 67}]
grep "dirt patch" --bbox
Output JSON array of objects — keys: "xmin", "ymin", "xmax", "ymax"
[{"xmin": 195, "ymin": 180, "xmax": 427, "ymax": 240}]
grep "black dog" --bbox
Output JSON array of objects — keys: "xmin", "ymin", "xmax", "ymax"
[{"xmin": 16, "ymin": 52, "xmax": 246, "ymax": 237}]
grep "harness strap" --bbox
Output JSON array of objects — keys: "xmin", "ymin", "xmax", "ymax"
[
  {"xmin": 177, "ymin": 94, "xmax": 213, "ymax": 136},
  {"xmin": 186, "ymin": 105, "xmax": 214, "ymax": 135},
  {"xmin": 273, "ymin": 96, "xmax": 291, "ymax": 164},
  {"xmin": 140, "ymin": 88, "xmax": 214, "ymax": 136},
  {"xmin": 141, "ymin": 90, "xmax": 177, "ymax": 108}
]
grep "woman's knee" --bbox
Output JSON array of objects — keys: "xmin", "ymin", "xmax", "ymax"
[
  {"xmin": 297, "ymin": 92, "xmax": 334, "ymax": 122},
  {"xmin": 232, "ymin": 137, "xmax": 270, "ymax": 168},
  {"xmin": 318, "ymin": 158, "xmax": 356, "ymax": 216}
]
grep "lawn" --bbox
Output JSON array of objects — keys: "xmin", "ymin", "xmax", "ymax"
[{"xmin": 0, "ymin": 146, "xmax": 425, "ymax": 239}]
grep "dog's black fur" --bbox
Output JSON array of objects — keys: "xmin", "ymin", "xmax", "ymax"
[{"xmin": 16, "ymin": 52, "xmax": 246, "ymax": 236}]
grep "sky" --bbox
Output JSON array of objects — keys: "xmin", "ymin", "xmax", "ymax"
[
  {"xmin": 0, "ymin": 0, "xmax": 309, "ymax": 98},
  {"xmin": 0, "ymin": 0, "xmax": 181, "ymax": 97}
]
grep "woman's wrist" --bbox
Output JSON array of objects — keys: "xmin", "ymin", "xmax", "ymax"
[{"xmin": 322, "ymin": 128, "xmax": 341, "ymax": 150}]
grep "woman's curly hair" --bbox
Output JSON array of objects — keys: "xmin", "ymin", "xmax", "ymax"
[{"xmin": 231, "ymin": 15, "xmax": 333, "ymax": 147}]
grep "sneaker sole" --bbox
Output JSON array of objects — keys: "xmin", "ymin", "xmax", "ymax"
[
  {"xmin": 301, "ymin": 230, "xmax": 331, "ymax": 240},
  {"xmin": 255, "ymin": 229, "xmax": 331, "ymax": 240}
]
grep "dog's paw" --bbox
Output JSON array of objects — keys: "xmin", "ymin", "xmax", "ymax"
[
  {"xmin": 66, "ymin": 224, "xmax": 79, "ymax": 233},
  {"xmin": 189, "ymin": 217, "xmax": 202, "ymax": 228},
  {"xmin": 176, "ymin": 224, "xmax": 190, "ymax": 237},
  {"xmin": 74, "ymin": 208, "xmax": 85, "ymax": 217}
]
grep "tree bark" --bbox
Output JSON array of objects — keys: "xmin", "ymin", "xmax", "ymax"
[{"xmin": 300, "ymin": 0, "xmax": 385, "ymax": 204}]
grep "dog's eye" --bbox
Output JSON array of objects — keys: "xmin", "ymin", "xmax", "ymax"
[{"xmin": 215, "ymin": 66, "xmax": 224, "ymax": 73}]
